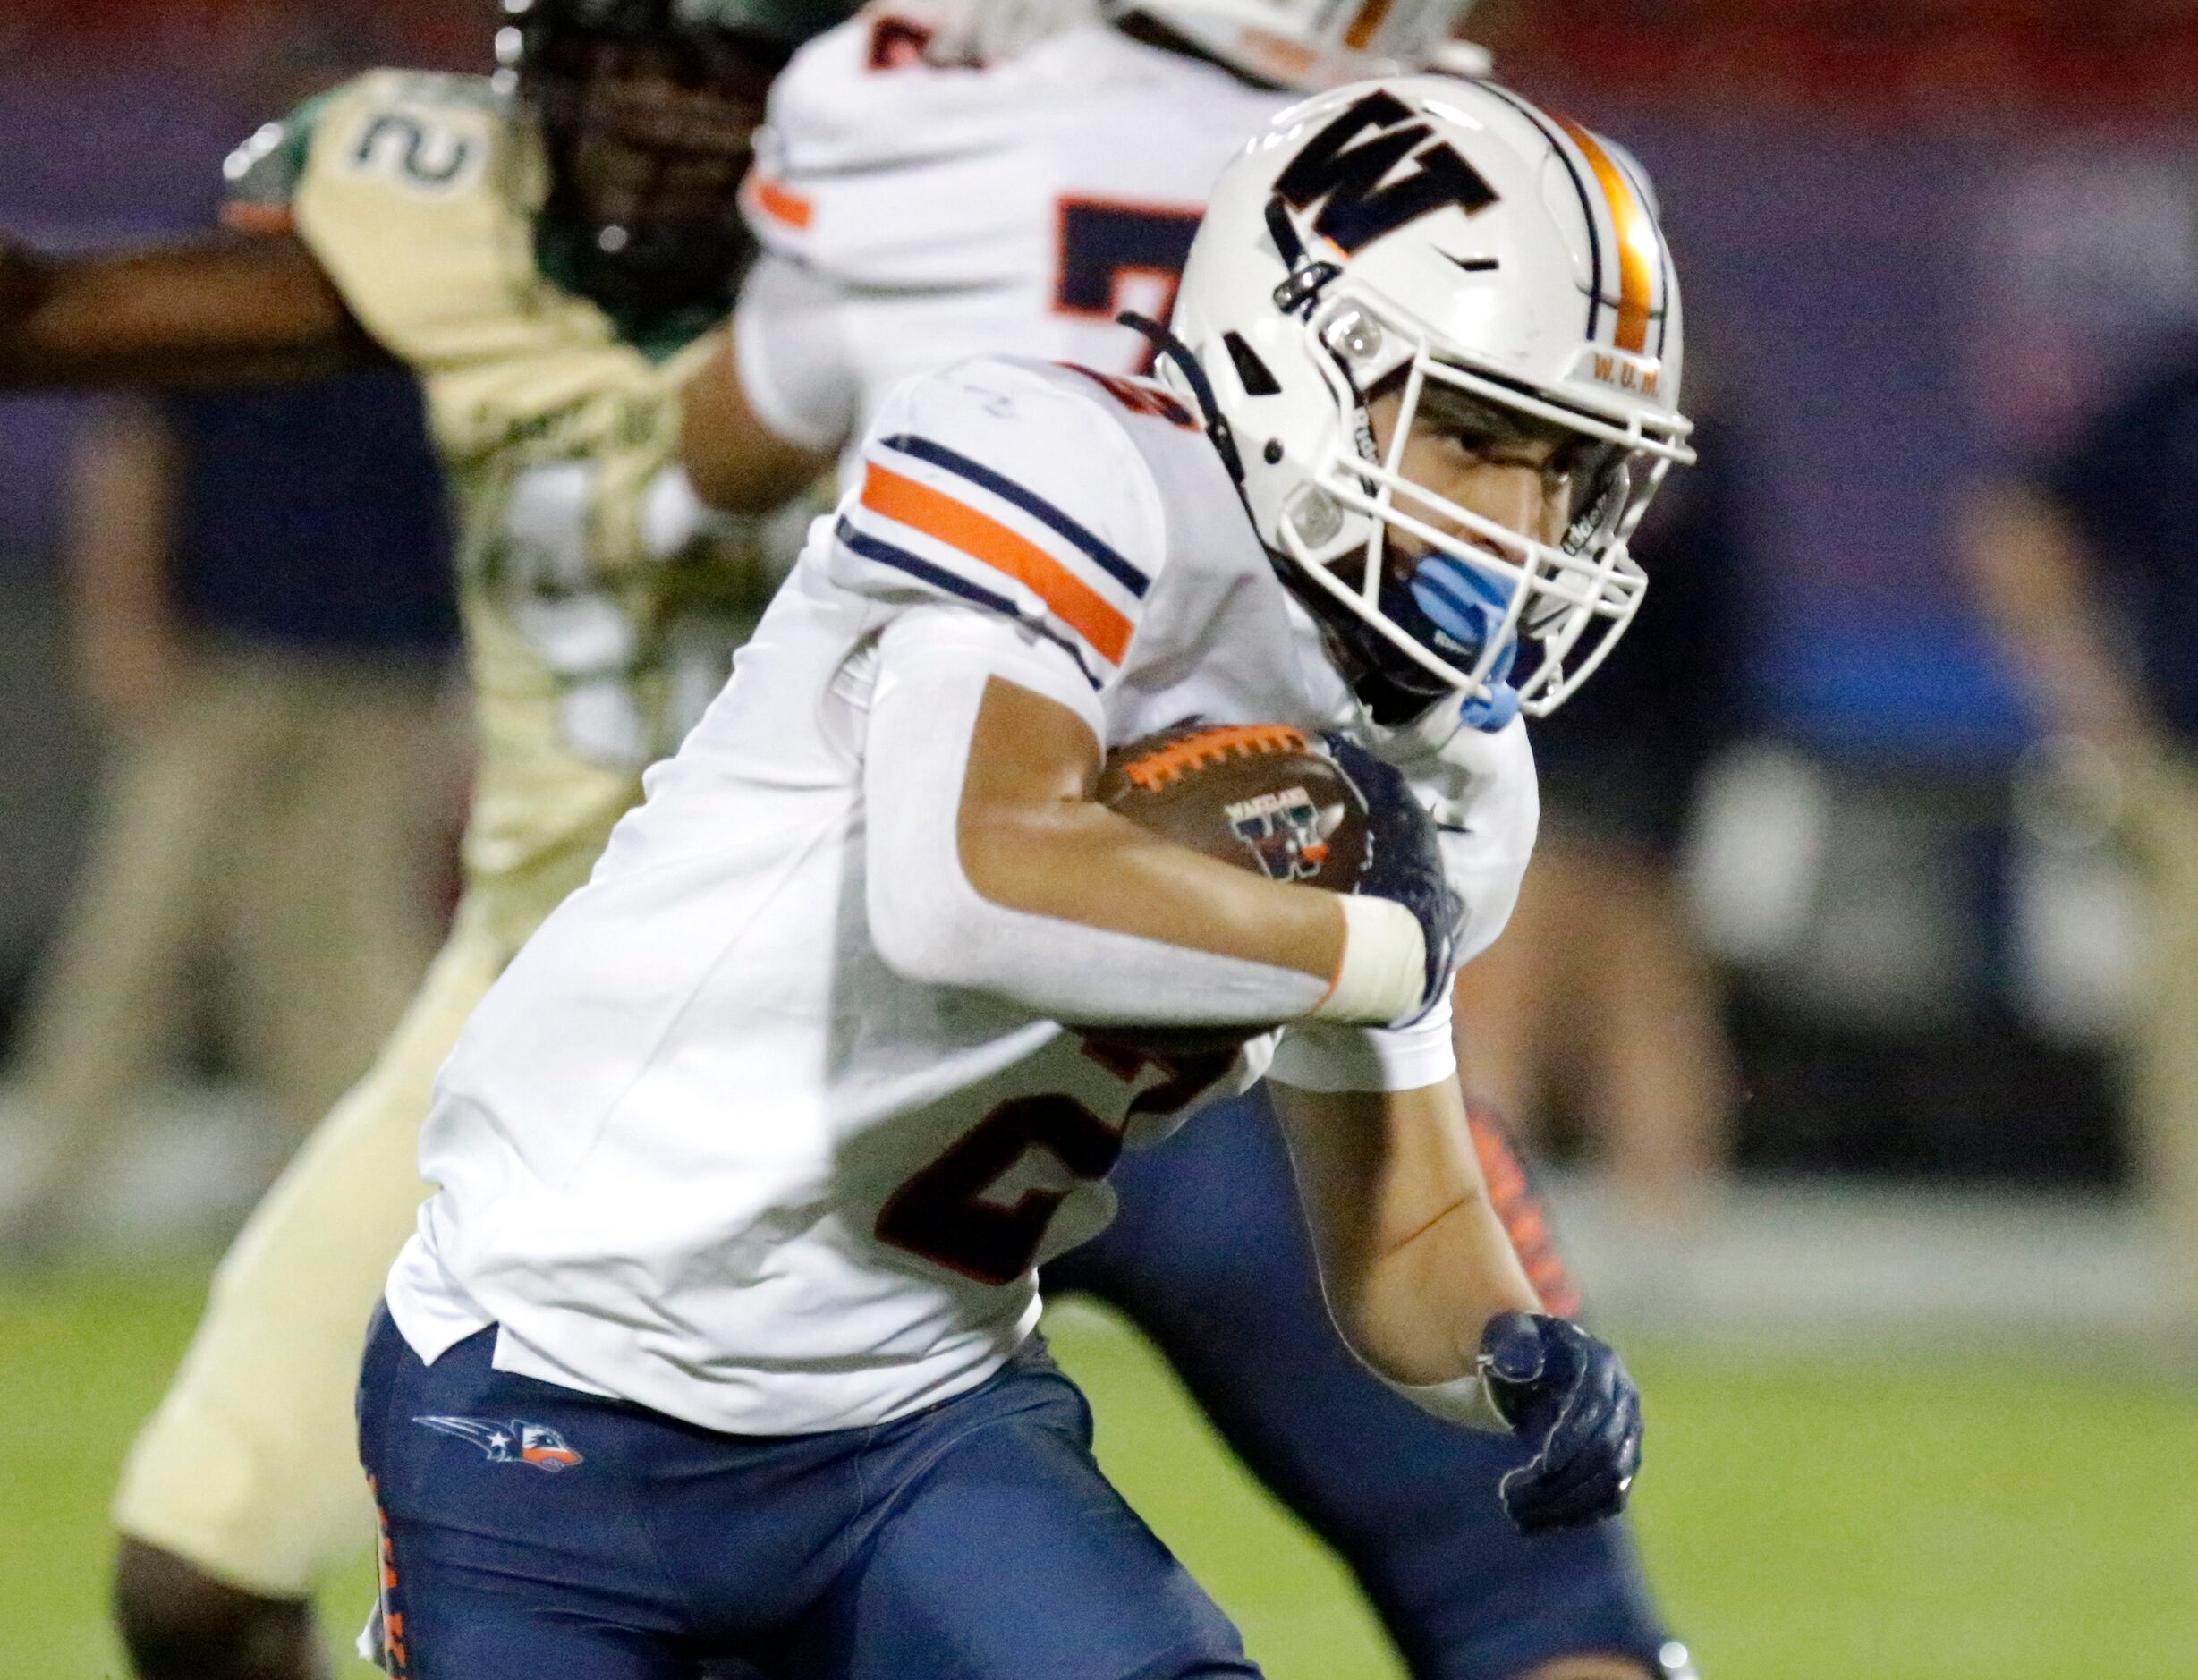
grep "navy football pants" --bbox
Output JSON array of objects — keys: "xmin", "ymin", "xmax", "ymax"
[
  {"xmin": 359, "ymin": 1311, "xmax": 1255, "ymax": 1680},
  {"xmin": 359, "ymin": 1090, "xmax": 1672, "ymax": 1680},
  {"xmin": 1042, "ymin": 1089, "xmax": 1673, "ymax": 1680}
]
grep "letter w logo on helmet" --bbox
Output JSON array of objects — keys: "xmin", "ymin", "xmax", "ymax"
[{"xmin": 1275, "ymin": 90, "xmax": 1498, "ymax": 255}]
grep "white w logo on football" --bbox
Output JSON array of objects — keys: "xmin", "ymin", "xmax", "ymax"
[{"xmin": 1097, "ymin": 724, "xmax": 1367, "ymax": 893}]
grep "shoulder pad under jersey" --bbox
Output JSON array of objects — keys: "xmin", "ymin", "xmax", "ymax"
[
  {"xmin": 825, "ymin": 355, "xmax": 1178, "ymax": 687},
  {"xmin": 222, "ymin": 71, "xmax": 506, "ymax": 236},
  {"xmin": 743, "ymin": 16, "xmax": 1145, "ymax": 292}
]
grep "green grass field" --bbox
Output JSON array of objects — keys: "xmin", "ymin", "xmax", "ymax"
[{"xmin": 4, "ymin": 1268, "xmax": 2195, "ymax": 1679}]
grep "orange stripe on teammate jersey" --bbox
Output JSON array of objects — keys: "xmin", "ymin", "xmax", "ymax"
[
  {"xmin": 1552, "ymin": 115, "xmax": 1657, "ymax": 356},
  {"xmin": 860, "ymin": 462, "xmax": 1133, "ymax": 664},
  {"xmin": 220, "ymin": 201, "xmax": 295, "ymax": 236},
  {"xmin": 746, "ymin": 174, "xmax": 813, "ymax": 232}
]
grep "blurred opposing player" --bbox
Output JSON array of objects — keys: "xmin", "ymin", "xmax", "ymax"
[
  {"xmin": 361, "ymin": 76, "xmax": 1677, "ymax": 1678},
  {"xmin": 1965, "ymin": 356, "xmax": 2198, "ymax": 1329},
  {"xmin": 680, "ymin": 7, "xmax": 1696, "ymax": 1676},
  {"xmin": 0, "ymin": 2, "xmax": 854, "ymax": 1674}
]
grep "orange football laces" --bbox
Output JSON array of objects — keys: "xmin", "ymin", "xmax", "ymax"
[{"xmin": 1118, "ymin": 725, "xmax": 1311, "ymax": 793}]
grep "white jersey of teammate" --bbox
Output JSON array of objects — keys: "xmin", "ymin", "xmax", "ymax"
[
  {"xmin": 386, "ymin": 354, "xmax": 1538, "ymax": 1437},
  {"xmin": 734, "ymin": 12, "xmax": 1295, "ymax": 461}
]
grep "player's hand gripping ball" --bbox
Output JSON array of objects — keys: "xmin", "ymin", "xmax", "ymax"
[
  {"xmin": 1090, "ymin": 723, "xmax": 1368, "ymax": 1054},
  {"xmin": 1097, "ymin": 722, "xmax": 1464, "ymax": 1031},
  {"xmin": 1320, "ymin": 733, "xmax": 1466, "ymax": 1022},
  {"xmin": 1479, "ymin": 1312, "xmax": 1643, "ymax": 1534}
]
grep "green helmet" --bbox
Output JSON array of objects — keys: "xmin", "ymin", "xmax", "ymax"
[{"xmin": 499, "ymin": 0, "xmax": 859, "ymax": 320}]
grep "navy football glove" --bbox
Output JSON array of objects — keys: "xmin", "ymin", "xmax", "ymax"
[
  {"xmin": 1480, "ymin": 1311, "xmax": 1643, "ymax": 1534},
  {"xmin": 1323, "ymin": 733, "xmax": 1464, "ymax": 1020}
]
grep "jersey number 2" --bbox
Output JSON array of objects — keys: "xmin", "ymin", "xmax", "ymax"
[
  {"xmin": 876, "ymin": 1094, "xmax": 1122, "ymax": 1286},
  {"xmin": 875, "ymin": 1046, "xmax": 1234, "ymax": 1285}
]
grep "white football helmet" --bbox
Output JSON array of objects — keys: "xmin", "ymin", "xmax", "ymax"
[
  {"xmin": 1167, "ymin": 75, "xmax": 1693, "ymax": 720},
  {"xmin": 1107, "ymin": 0, "xmax": 1484, "ymax": 91}
]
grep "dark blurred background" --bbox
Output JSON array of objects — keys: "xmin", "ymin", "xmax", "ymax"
[
  {"xmin": 9, "ymin": 0, "xmax": 2188, "ymax": 1192},
  {"xmin": 5, "ymin": 7, "xmax": 2197, "ymax": 1676}
]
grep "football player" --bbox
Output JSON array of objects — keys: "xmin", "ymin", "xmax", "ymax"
[
  {"xmin": 357, "ymin": 75, "xmax": 1688, "ymax": 1679},
  {"xmin": 681, "ymin": 7, "xmax": 1697, "ymax": 1677},
  {"xmin": 0, "ymin": 3, "xmax": 856, "ymax": 1675},
  {"xmin": 356, "ymin": 78, "xmax": 1679, "ymax": 1679}
]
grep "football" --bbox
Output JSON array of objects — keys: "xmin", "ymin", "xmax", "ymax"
[
  {"xmin": 1098, "ymin": 723, "xmax": 1368, "ymax": 890},
  {"xmin": 1080, "ymin": 724, "xmax": 1370, "ymax": 1056}
]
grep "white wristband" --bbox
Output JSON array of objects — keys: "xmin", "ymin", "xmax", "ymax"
[
  {"xmin": 1388, "ymin": 1367, "xmax": 1515, "ymax": 1435},
  {"xmin": 1310, "ymin": 895, "xmax": 1427, "ymax": 1026}
]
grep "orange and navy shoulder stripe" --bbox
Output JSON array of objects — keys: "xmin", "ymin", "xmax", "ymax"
[
  {"xmin": 835, "ymin": 432, "xmax": 1150, "ymax": 688},
  {"xmin": 742, "ymin": 170, "xmax": 813, "ymax": 233}
]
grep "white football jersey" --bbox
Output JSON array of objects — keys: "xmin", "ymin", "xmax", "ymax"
[
  {"xmin": 734, "ymin": 13, "xmax": 1294, "ymax": 456},
  {"xmin": 386, "ymin": 356, "xmax": 1537, "ymax": 1436}
]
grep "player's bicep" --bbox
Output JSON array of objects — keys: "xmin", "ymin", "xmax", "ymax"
[
  {"xmin": 959, "ymin": 674, "xmax": 1105, "ymax": 838},
  {"xmin": 0, "ymin": 233, "xmax": 373, "ymax": 388},
  {"xmin": 861, "ymin": 606, "xmax": 1103, "ymax": 983},
  {"xmin": 867, "ymin": 606, "xmax": 1260, "ymax": 940},
  {"xmin": 867, "ymin": 604, "xmax": 1107, "ymax": 871}
]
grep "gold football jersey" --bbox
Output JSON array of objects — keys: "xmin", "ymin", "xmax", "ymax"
[{"xmin": 226, "ymin": 70, "xmax": 781, "ymax": 954}]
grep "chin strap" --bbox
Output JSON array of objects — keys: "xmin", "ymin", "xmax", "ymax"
[
  {"xmin": 1114, "ymin": 310, "xmax": 1491, "ymax": 733},
  {"xmin": 1117, "ymin": 310, "xmax": 1247, "ymax": 490},
  {"xmin": 1114, "ymin": 310, "xmax": 1441, "ymax": 727}
]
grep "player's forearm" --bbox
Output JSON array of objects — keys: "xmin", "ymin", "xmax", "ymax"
[
  {"xmin": 679, "ymin": 340, "xmax": 836, "ymax": 514},
  {"xmin": 864, "ymin": 628, "xmax": 1425, "ymax": 1027},
  {"xmin": 887, "ymin": 786, "xmax": 1433, "ymax": 1027},
  {"xmin": 870, "ymin": 695, "xmax": 1348, "ymax": 1025},
  {"xmin": 0, "ymin": 236, "xmax": 370, "ymax": 388},
  {"xmin": 1275, "ymin": 1080, "xmax": 1540, "ymax": 1387},
  {"xmin": 959, "ymin": 795, "xmax": 1345, "ymax": 984}
]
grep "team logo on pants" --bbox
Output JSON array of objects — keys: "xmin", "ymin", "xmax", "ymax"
[{"xmin": 413, "ymin": 1415, "xmax": 584, "ymax": 1471}]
